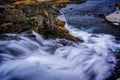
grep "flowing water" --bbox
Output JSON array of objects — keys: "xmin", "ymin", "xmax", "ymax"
[
  {"xmin": 0, "ymin": 11, "xmax": 120, "ymax": 80},
  {"xmin": 61, "ymin": 0, "xmax": 120, "ymax": 40}
]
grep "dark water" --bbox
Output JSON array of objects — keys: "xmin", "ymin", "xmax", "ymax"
[{"xmin": 61, "ymin": 0, "xmax": 120, "ymax": 40}]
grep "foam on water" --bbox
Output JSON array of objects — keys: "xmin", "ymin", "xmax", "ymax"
[{"xmin": 0, "ymin": 13, "xmax": 120, "ymax": 80}]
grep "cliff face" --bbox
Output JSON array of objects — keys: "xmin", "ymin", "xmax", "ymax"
[{"xmin": 0, "ymin": 0, "xmax": 84, "ymax": 41}]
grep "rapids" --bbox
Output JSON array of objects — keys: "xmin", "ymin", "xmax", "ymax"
[{"xmin": 0, "ymin": 6, "xmax": 120, "ymax": 80}]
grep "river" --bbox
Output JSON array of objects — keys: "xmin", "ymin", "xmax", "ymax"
[{"xmin": 0, "ymin": 0, "xmax": 120, "ymax": 80}]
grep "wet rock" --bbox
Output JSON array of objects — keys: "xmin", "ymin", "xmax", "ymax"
[
  {"xmin": 55, "ymin": 18, "xmax": 65, "ymax": 26},
  {"xmin": 4, "ymin": 9, "xmax": 26, "ymax": 22},
  {"xmin": 98, "ymin": 13, "xmax": 104, "ymax": 18},
  {"xmin": 0, "ymin": 0, "xmax": 19, "ymax": 3},
  {"xmin": 43, "ymin": 10, "xmax": 49, "ymax": 17},
  {"xmin": 0, "ymin": 0, "xmax": 81, "ymax": 41},
  {"xmin": 105, "ymin": 11, "xmax": 120, "ymax": 26},
  {"xmin": 116, "ymin": 2, "xmax": 120, "ymax": 9},
  {"xmin": 70, "ymin": 0, "xmax": 86, "ymax": 4},
  {"xmin": 30, "ymin": 15, "xmax": 44, "ymax": 27},
  {"xmin": 105, "ymin": 2, "xmax": 120, "ymax": 29}
]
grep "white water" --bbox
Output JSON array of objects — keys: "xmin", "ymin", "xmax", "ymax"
[{"xmin": 0, "ymin": 14, "xmax": 120, "ymax": 80}]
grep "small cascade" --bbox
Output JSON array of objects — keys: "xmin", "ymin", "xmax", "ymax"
[{"xmin": 0, "ymin": 13, "xmax": 120, "ymax": 80}]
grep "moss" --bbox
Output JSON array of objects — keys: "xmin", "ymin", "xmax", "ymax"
[
  {"xmin": 55, "ymin": 18, "xmax": 65, "ymax": 26},
  {"xmin": 33, "ymin": 26, "xmax": 39, "ymax": 32},
  {"xmin": 43, "ymin": 10, "xmax": 49, "ymax": 17},
  {"xmin": 28, "ymin": 18, "xmax": 40, "ymax": 32},
  {"xmin": 0, "ymin": 0, "xmax": 82, "ymax": 42},
  {"xmin": 55, "ymin": 26, "xmax": 80, "ymax": 41},
  {"xmin": 28, "ymin": 19, "xmax": 38, "ymax": 26},
  {"xmin": 12, "ymin": 0, "xmax": 36, "ymax": 6},
  {"xmin": 12, "ymin": 0, "xmax": 51, "ymax": 6}
]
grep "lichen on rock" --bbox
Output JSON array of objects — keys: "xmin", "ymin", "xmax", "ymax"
[{"xmin": 0, "ymin": 0, "xmax": 82, "ymax": 42}]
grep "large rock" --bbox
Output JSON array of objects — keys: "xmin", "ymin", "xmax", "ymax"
[
  {"xmin": 0, "ymin": 0, "xmax": 81, "ymax": 41},
  {"xmin": 105, "ymin": 11, "xmax": 120, "ymax": 26},
  {"xmin": 105, "ymin": 2, "xmax": 120, "ymax": 29}
]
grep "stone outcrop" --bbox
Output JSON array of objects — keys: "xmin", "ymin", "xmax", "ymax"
[
  {"xmin": 116, "ymin": 2, "xmax": 120, "ymax": 9},
  {"xmin": 105, "ymin": 2, "xmax": 120, "ymax": 29},
  {"xmin": 0, "ymin": 0, "xmax": 84, "ymax": 42},
  {"xmin": 105, "ymin": 11, "xmax": 120, "ymax": 26}
]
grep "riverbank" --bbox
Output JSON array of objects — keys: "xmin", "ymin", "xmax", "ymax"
[{"xmin": 0, "ymin": 0, "xmax": 85, "ymax": 42}]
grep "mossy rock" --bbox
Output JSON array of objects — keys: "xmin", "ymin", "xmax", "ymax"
[
  {"xmin": 55, "ymin": 18, "xmax": 65, "ymax": 26},
  {"xmin": 0, "ymin": 0, "xmax": 82, "ymax": 42},
  {"xmin": 39, "ymin": 22, "xmax": 82, "ymax": 42},
  {"xmin": 116, "ymin": 2, "xmax": 120, "ymax": 9},
  {"xmin": 55, "ymin": 26, "xmax": 80, "ymax": 41},
  {"xmin": 43, "ymin": 10, "xmax": 49, "ymax": 17}
]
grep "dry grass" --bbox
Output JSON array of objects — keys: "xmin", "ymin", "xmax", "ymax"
[
  {"xmin": 51, "ymin": 0, "xmax": 71, "ymax": 5},
  {"xmin": 12, "ymin": 0, "xmax": 52, "ymax": 5},
  {"xmin": 12, "ymin": 0, "xmax": 71, "ymax": 6}
]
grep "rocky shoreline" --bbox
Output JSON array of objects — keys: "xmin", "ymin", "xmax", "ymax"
[{"xmin": 0, "ymin": 0, "xmax": 85, "ymax": 42}]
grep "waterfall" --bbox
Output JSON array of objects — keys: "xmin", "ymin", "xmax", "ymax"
[{"xmin": 0, "ymin": 13, "xmax": 120, "ymax": 80}]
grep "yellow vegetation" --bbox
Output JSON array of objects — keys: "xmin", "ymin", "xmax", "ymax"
[
  {"xmin": 12, "ymin": 0, "xmax": 51, "ymax": 5},
  {"xmin": 55, "ymin": 26, "xmax": 79, "ymax": 41},
  {"xmin": 55, "ymin": 18, "xmax": 65, "ymax": 26},
  {"xmin": 11, "ymin": 0, "xmax": 71, "ymax": 6},
  {"xmin": 51, "ymin": 0, "xmax": 71, "ymax": 6},
  {"xmin": 43, "ymin": 11, "xmax": 49, "ymax": 17},
  {"xmin": 116, "ymin": 2, "xmax": 120, "ymax": 9}
]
